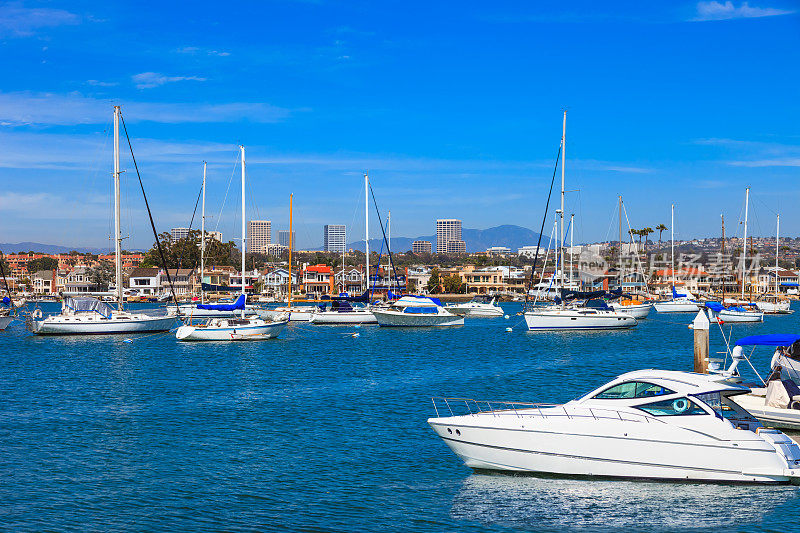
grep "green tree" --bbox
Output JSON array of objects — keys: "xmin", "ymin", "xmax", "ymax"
[
  {"xmin": 442, "ymin": 275, "xmax": 464, "ymax": 294},
  {"xmin": 426, "ymin": 267, "xmax": 441, "ymax": 293},
  {"xmin": 655, "ymin": 223, "xmax": 668, "ymax": 250},
  {"xmin": 640, "ymin": 227, "xmax": 654, "ymax": 253},
  {"xmin": 89, "ymin": 260, "xmax": 115, "ymax": 290},
  {"xmin": 27, "ymin": 256, "xmax": 59, "ymax": 273}
]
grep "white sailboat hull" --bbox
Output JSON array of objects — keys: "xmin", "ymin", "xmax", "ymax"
[
  {"xmin": 309, "ymin": 310, "xmax": 377, "ymax": 324},
  {"xmin": 372, "ymin": 309, "xmax": 463, "ymax": 327},
  {"xmin": 0, "ymin": 315, "xmax": 13, "ymax": 330},
  {"xmin": 654, "ymin": 300, "xmax": 700, "ymax": 313},
  {"xmin": 167, "ymin": 304, "xmax": 258, "ymax": 318},
  {"xmin": 28, "ymin": 313, "xmax": 175, "ymax": 335},
  {"xmin": 609, "ymin": 302, "xmax": 652, "ymax": 319},
  {"xmin": 428, "ymin": 413, "xmax": 799, "ymax": 483},
  {"xmin": 755, "ymin": 300, "xmax": 792, "ymax": 314},
  {"xmin": 714, "ymin": 309, "xmax": 764, "ymax": 323},
  {"xmin": 175, "ymin": 318, "xmax": 288, "ymax": 341},
  {"xmin": 524, "ymin": 308, "xmax": 637, "ymax": 331}
]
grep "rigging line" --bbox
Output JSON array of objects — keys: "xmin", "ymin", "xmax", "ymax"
[
  {"xmin": 621, "ymin": 200, "xmax": 651, "ymax": 288},
  {"xmin": 118, "ymin": 112, "xmax": 181, "ymax": 317},
  {"xmin": 369, "ymin": 185, "xmax": 401, "ymax": 290},
  {"xmin": 214, "ymin": 152, "xmax": 240, "ymax": 233},
  {"xmin": 175, "ymin": 182, "xmax": 204, "ymax": 275},
  {"xmin": 523, "ymin": 143, "xmax": 561, "ymax": 311}
]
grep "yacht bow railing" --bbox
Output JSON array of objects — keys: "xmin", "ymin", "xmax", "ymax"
[{"xmin": 431, "ymin": 397, "xmax": 664, "ymax": 424}]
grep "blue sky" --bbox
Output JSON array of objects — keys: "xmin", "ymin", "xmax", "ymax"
[{"xmin": 0, "ymin": 1, "xmax": 798, "ymax": 250}]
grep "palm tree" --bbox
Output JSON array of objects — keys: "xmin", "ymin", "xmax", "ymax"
[
  {"xmin": 656, "ymin": 224, "xmax": 668, "ymax": 250},
  {"xmin": 641, "ymin": 227, "xmax": 654, "ymax": 253}
]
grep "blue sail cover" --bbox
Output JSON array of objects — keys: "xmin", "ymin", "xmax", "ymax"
[
  {"xmin": 1, "ymin": 296, "xmax": 9, "ymax": 305},
  {"xmin": 735, "ymin": 334, "xmax": 800, "ymax": 347},
  {"xmin": 197, "ymin": 294, "xmax": 245, "ymax": 311},
  {"xmin": 705, "ymin": 302, "xmax": 724, "ymax": 312},
  {"xmin": 672, "ymin": 286, "xmax": 689, "ymax": 299}
]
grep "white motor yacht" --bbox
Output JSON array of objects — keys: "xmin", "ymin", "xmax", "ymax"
[
  {"xmin": 715, "ymin": 334, "xmax": 800, "ymax": 431},
  {"xmin": 524, "ymin": 299, "xmax": 636, "ymax": 331},
  {"xmin": 755, "ymin": 299, "xmax": 792, "ymax": 314},
  {"xmin": 654, "ymin": 288, "xmax": 701, "ymax": 313},
  {"xmin": 372, "ymin": 295, "xmax": 463, "ymax": 327},
  {"xmin": 258, "ymin": 305, "xmax": 316, "ymax": 322},
  {"xmin": 429, "ymin": 369, "xmax": 800, "ymax": 483},
  {"xmin": 609, "ymin": 299, "xmax": 652, "ymax": 319},
  {"xmin": 445, "ymin": 295, "xmax": 504, "ymax": 317},
  {"xmin": 27, "ymin": 296, "xmax": 175, "ymax": 335}
]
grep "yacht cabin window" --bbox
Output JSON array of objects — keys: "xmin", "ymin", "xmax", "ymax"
[
  {"xmin": 593, "ymin": 381, "xmax": 675, "ymax": 400},
  {"xmin": 636, "ymin": 397, "xmax": 707, "ymax": 417}
]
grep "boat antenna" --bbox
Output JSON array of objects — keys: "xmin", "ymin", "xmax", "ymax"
[
  {"xmin": 369, "ymin": 185, "xmax": 401, "ymax": 294},
  {"xmin": 523, "ymin": 143, "xmax": 561, "ymax": 312},
  {"xmin": 118, "ymin": 112, "xmax": 181, "ymax": 316}
]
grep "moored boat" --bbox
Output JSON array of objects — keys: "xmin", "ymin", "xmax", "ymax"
[
  {"xmin": 429, "ymin": 369, "xmax": 800, "ymax": 483},
  {"xmin": 372, "ymin": 295, "xmax": 463, "ymax": 327},
  {"xmin": 445, "ymin": 295, "xmax": 503, "ymax": 317}
]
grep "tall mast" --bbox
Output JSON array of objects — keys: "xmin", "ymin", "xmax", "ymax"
[
  {"xmin": 618, "ymin": 196, "xmax": 623, "ymax": 290},
  {"xmin": 776, "ymin": 214, "xmax": 780, "ymax": 298},
  {"xmin": 569, "ymin": 213, "xmax": 574, "ymax": 289},
  {"xmin": 559, "ymin": 110, "xmax": 566, "ymax": 298},
  {"xmin": 288, "ymin": 193, "xmax": 293, "ymax": 308},
  {"xmin": 741, "ymin": 187, "xmax": 749, "ymax": 300},
  {"xmin": 200, "ymin": 161, "xmax": 206, "ymax": 305},
  {"xmin": 670, "ymin": 204, "xmax": 675, "ymax": 291},
  {"xmin": 113, "ymin": 106, "xmax": 123, "ymax": 309},
  {"xmin": 364, "ymin": 173, "xmax": 369, "ymax": 295},
  {"xmin": 240, "ymin": 145, "xmax": 246, "ymax": 319},
  {"xmin": 387, "ymin": 210, "xmax": 391, "ymax": 290}
]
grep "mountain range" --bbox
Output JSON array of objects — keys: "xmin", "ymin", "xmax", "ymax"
[{"xmin": 346, "ymin": 224, "xmax": 551, "ymax": 253}]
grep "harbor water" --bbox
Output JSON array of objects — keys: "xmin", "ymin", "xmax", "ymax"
[{"xmin": 1, "ymin": 302, "xmax": 798, "ymax": 531}]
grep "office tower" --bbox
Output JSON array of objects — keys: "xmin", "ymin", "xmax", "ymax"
[
  {"xmin": 324, "ymin": 224, "xmax": 346, "ymax": 253},
  {"xmin": 278, "ymin": 230, "xmax": 296, "ymax": 248},
  {"xmin": 436, "ymin": 219, "xmax": 462, "ymax": 253},
  {"xmin": 248, "ymin": 220, "xmax": 272, "ymax": 253},
  {"xmin": 412, "ymin": 240, "xmax": 432, "ymax": 254}
]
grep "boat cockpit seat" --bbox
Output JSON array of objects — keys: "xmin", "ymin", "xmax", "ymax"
[{"xmin": 783, "ymin": 379, "xmax": 800, "ymax": 410}]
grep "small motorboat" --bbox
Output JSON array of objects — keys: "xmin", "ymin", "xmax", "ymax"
[
  {"xmin": 609, "ymin": 299, "xmax": 652, "ymax": 319},
  {"xmin": 309, "ymin": 300, "xmax": 377, "ymax": 325},
  {"xmin": 176, "ymin": 315, "xmax": 288, "ymax": 341},
  {"xmin": 258, "ymin": 305, "xmax": 316, "ymax": 322},
  {"xmin": 429, "ymin": 369, "xmax": 800, "ymax": 483},
  {"xmin": 0, "ymin": 305, "xmax": 13, "ymax": 331},
  {"xmin": 372, "ymin": 295, "xmax": 463, "ymax": 327},
  {"xmin": 445, "ymin": 295, "xmax": 504, "ymax": 317}
]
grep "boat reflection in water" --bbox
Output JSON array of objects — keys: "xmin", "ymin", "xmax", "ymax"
[{"xmin": 450, "ymin": 473, "xmax": 798, "ymax": 531}]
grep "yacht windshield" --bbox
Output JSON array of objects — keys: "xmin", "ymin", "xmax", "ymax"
[
  {"xmin": 636, "ymin": 397, "xmax": 707, "ymax": 416},
  {"xmin": 593, "ymin": 381, "xmax": 675, "ymax": 400},
  {"xmin": 693, "ymin": 392, "xmax": 723, "ymax": 418}
]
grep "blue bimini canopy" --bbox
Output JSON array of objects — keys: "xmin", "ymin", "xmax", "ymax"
[
  {"xmin": 780, "ymin": 282, "xmax": 799, "ymax": 287},
  {"xmin": 735, "ymin": 334, "xmax": 800, "ymax": 347},
  {"xmin": 197, "ymin": 294, "xmax": 246, "ymax": 311},
  {"xmin": 705, "ymin": 302, "xmax": 724, "ymax": 312}
]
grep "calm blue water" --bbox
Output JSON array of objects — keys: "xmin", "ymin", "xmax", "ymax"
[{"xmin": 1, "ymin": 302, "xmax": 798, "ymax": 532}]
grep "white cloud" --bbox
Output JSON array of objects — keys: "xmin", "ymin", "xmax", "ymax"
[
  {"xmin": 693, "ymin": 1, "xmax": 795, "ymax": 21},
  {"xmin": 0, "ymin": 92, "xmax": 291, "ymax": 125},
  {"xmin": 132, "ymin": 72, "xmax": 207, "ymax": 89},
  {"xmin": 87, "ymin": 80, "xmax": 118, "ymax": 87},
  {"xmin": 0, "ymin": 2, "xmax": 80, "ymax": 37},
  {"xmin": 729, "ymin": 158, "xmax": 800, "ymax": 167},
  {"xmin": 176, "ymin": 46, "xmax": 231, "ymax": 57}
]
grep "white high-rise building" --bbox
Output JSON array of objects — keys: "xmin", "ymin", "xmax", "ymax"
[
  {"xmin": 248, "ymin": 220, "xmax": 271, "ymax": 253},
  {"xmin": 171, "ymin": 227, "xmax": 190, "ymax": 241},
  {"xmin": 412, "ymin": 240, "xmax": 432, "ymax": 254},
  {"xmin": 436, "ymin": 219, "xmax": 462, "ymax": 253},
  {"xmin": 324, "ymin": 224, "xmax": 346, "ymax": 253}
]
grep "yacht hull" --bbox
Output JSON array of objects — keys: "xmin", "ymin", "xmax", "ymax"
[
  {"xmin": 309, "ymin": 311, "xmax": 377, "ymax": 324},
  {"xmin": 754, "ymin": 300, "xmax": 792, "ymax": 314},
  {"xmin": 609, "ymin": 302, "xmax": 652, "ymax": 319},
  {"xmin": 523, "ymin": 309, "xmax": 637, "ymax": 331},
  {"xmin": 654, "ymin": 301, "xmax": 700, "ymax": 313},
  {"xmin": 176, "ymin": 319, "xmax": 288, "ymax": 341},
  {"xmin": 167, "ymin": 304, "xmax": 257, "ymax": 318},
  {"xmin": 372, "ymin": 309, "xmax": 463, "ymax": 327},
  {"xmin": 716, "ymin": 310, "xmax": 764, "ymax": 323},
  {"xmin": 0, "ymin": 315, "xmax": 13, "ymax": 330},
  {"xmin": 445, "ymin": 304, "xmax": 503, "ymax": 317},
  {"xmin": 28, "ymin": 314, "xmax": 175, "ymax": 335},
  {"xmin": 429, "ymin": 416, "xmax": 799, "ymax": 483},
  {"xmin": 258, "ymin": 307, "xmax": 314, "ymax": 322}
]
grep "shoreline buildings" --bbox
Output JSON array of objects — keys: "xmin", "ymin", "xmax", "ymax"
[
  {"xmin": 248, "ymin": 220, "xmax": 272, "ymax": 254},
  {"xmin": 436, "ymin": 219, "xmax": 466, "ymax": 254}
]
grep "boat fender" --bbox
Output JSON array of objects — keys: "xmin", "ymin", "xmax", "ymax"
[
  {"xmin": 32, "ymin": 308, "xmax": 43, "ymax": 319},
  {"xmin": 504, "ymin": 314, "xmax": 510, "ymax": 319},
  {"xmin": 351, "ymin": 332, "xmax": 360, "ymax": 338},
  {"xmin": 123, "ymin": 338, "xmax": 133, "ymax": 343},
  {"xmin": 505, "ymin": 327, "xmax": 513, "ymax": 332}
]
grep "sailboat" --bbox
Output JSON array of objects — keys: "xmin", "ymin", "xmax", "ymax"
[
  {"xmin": 310, "ymin": 173, "xmax": 377, "ymax": 325},
  {"xmin": 523, "ymin": 111, "xmax": 637, "ymax": 331},
  {"xmin": 27, "ymin": 106, "xmax": 176, "ymax": 335},
  {"xmin": 175, "ymin": 146, "xmax": 289, "ymax": 341},
  {"xmin": 709, "ymin": 188, "xmax": 763, "ymax": 323},
  {"xmin": 755, "ymin": 214, "xmax": 792, "ymax": 314},
  {"xmin": 653, "ymin": 204, "xmax": 701, "ymax": 313},
  {"xmin": 609, "ymin": 196, "xmax": 653, "ymax": 319},
  {"xmin": 167, "ymin": 162, "xmax": 256, "ymax": 318}
]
